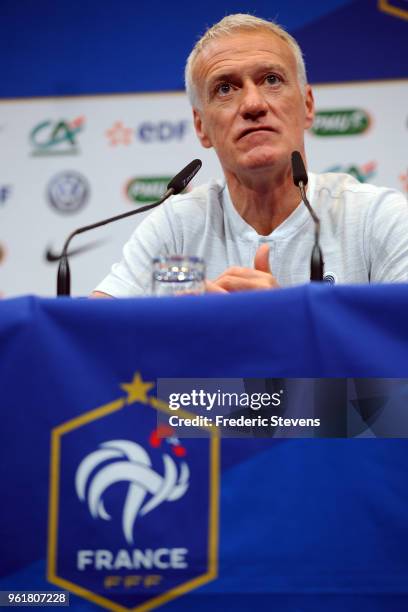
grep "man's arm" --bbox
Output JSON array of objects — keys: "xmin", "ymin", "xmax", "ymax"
[
  {"xmin": 367, "ymin": 193, "xmax": 408, "ymax": 282},
  {"xmin": 92, "ymin": 244, "xmax": 277, "ymax": 296},
  {"xmin": 92, "ymin": 203, "xmax": 178, "ymax": 297}
]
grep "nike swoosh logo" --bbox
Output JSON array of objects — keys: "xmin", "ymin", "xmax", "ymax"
[{"xmin": 45, "ymin": 239, "xmax": 105, "ymax": 262}]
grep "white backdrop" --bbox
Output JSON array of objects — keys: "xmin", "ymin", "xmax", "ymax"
[{"xmin": 0, "ymin": 80, "xmax": 406, "ymax": 297}]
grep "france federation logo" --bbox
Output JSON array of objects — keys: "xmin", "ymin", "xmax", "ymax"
[
  {"xmin": 48, "ymin": 373, "xmax": 219, "ymax": 611},
  {"xmin": 75, "ymin": 438, "xmax": 190, "ymax": 545}
]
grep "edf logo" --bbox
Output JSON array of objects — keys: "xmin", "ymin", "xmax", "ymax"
[
  {"xmin": 0, "ymin": 185, "xmax": 11, "ymax": 204},
  {"xmin": 137, "ymin": 120, "xmax": 190, "ymax": 143}
]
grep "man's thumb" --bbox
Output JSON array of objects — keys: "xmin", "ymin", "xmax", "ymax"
[{"xmin": 254, "ymin": 243, "xmax": 271, "ymax": 273}]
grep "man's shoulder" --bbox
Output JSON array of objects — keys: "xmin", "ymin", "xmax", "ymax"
[
  {"xmin": 312, "ymin": 171, "xmax": 403, "ymax": 203},
  {"xmin": 138, "ymin": 178, "xmax": 226, "ymax": 237},
  {"xmin": 167, "ymin": 178, "xmax": 226, "ymax": 213}
]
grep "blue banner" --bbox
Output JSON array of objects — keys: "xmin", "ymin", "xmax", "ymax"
[{"xmin": 1, "ymin": 286, "xmax": 408, "ymax": 610}]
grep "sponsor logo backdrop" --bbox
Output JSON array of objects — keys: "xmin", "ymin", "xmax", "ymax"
[{"xmin": 0, "ymin": 81, "xmax": 406, "ymax": 297}]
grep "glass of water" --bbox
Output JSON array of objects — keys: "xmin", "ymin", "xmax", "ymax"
[{"xmin": 152, "ymin": 255, "xmax": 206, "ymax": 296}]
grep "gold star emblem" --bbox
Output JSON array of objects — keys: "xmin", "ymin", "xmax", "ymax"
[{"xmin": 120, "ymin": 372, "xmax": 155, "ymax": 405}]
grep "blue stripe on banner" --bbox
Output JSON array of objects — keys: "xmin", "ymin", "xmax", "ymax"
[{"xmin": 1, "ymin": 0, "xmax": 405, "ymax": 98}]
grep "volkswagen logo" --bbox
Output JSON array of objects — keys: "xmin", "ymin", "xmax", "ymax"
[{"xmin": 47, "ymin": 171, "xmax": 89, "ymax": 214}]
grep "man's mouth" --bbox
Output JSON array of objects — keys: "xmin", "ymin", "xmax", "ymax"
[{"xmin": 238, "ymin": 126, "xmax": 276, "ymax": 140}]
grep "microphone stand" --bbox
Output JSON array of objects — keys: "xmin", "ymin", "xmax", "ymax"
[
  {"xmin": 297, "ymin": 180, "xmax": 324, "ymax": 282},
  {"xmin": 57, "ymin": 189, "xmax": 174, "ymax": 296},
  {"xmin": 291, "ymin": 151, "xmax": 324, "ymax": 282}
]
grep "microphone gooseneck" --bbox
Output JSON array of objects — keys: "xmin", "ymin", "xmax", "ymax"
[
  {"xmin": 291, "ymin": 151, "xmax": 324, "ymax": 282},
  {"xmin": 57, "ymin": 159, "xmax": 202, "ymax": 296}
]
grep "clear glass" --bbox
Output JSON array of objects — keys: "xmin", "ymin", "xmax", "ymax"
[{"xmin": 152, "ymin": 255, "xmax": 206, "ymax": 296}]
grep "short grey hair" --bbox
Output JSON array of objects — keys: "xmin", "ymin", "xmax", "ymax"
[{"xmin": 185, "ymin": 13, "xmax": 308, "ymax": 108}]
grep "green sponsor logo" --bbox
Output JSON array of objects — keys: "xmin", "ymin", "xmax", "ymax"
[
  {"xmin": 126, "ymin": 177, "xmax": 172, "ymax": 204},
  {"xmin": 30, "ymin": 116, "xmax": 85, "ymax": 155},
  {"xmin": 311, "ymin": 109, "xmax": 370, "ymax": 136}
]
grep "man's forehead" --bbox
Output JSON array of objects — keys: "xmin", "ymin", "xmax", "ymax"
[{"xmin": 194, "ymin": 30, "xmax": 296, "ymax": 80}]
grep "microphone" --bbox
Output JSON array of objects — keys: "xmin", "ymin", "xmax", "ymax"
[
  {"xmin": 291, "ymin": 151, "xmax": 324, "ymax": 281},
  {"xmin": 57, "ymin": 159, "xmax": 202, "ymax": 296}
]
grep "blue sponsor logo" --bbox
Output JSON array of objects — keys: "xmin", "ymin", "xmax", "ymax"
[{"xmin": 137, "ymin": 121, "xmax": 190, "ymax": 143}]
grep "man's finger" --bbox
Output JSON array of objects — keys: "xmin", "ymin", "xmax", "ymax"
[
  {"xmin": 216, "ymin": 274, "xmax": 277, "ymax": 292},
  {"xmin": 205, "ymin": 280, "xmax": 228, "ymax": 294},
  {"xmin": 254, "ymin": 243, "xmax": 271, "ymax": 274}
]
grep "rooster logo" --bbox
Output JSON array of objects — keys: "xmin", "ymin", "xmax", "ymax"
[{"xmin": 75, "ymin": 437, "xmax": 189, "ymax": 545}]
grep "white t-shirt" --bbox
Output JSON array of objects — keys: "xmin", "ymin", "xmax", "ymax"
[{"xmin": 95, "ymin": 172, "xmax": 408, "ymax": 296}]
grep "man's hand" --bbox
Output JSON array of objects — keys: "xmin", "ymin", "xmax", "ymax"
[
  {"xmin": 90, "ymin": 291, "xmax": 113, "ymax": 298},
  {"xmin": 205, "ymin": 243, "xmax": 279, "ymax": 293}
]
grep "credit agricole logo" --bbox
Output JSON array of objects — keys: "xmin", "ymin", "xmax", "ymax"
[
  {"xmin": 30, "ymin": 117, "xmax": 85, "ymax": 155},
  {"xmin": 310, "ymin": 109, "xmax": 371, "ymax": 136}
]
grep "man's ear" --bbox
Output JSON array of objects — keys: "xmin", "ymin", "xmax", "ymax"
[
  {"xmin": 304, "ymin": 85, "xmax": 315, "ymax": 130},
  {"xmin": 193, "ymin": 108, "xmax": 213, "ymax": 149}
]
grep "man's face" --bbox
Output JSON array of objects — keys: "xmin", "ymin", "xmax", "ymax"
[{"xmin": 192, "ymin": 30, "xmax": 314, "ymax": 176}]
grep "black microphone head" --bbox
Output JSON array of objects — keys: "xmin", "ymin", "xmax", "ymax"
[
  {"xmin": 167, "ymin": 159, "xmax": 202, "ymax": 195},
  {"xmin": 291, "ymin": 151, "xmax": 308, "ymax": 186}
]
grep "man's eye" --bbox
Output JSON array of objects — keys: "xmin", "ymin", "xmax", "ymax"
[
  {"xmin": 216, "ymin": 82, "xmax": 232, "ymax": 95},
  {"xmin": 265, "ymin": 74, "xmax": 281, "ymax": 85}
]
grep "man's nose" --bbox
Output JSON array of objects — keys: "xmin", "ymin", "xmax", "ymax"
[{"xmin": 240, "ymin": 82, "xmax": 268, "ymax": 120}]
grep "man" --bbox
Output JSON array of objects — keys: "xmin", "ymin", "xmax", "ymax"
[{"xmin": 93, "ymin": 13, "xmax": 408, "ymax": 297}]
